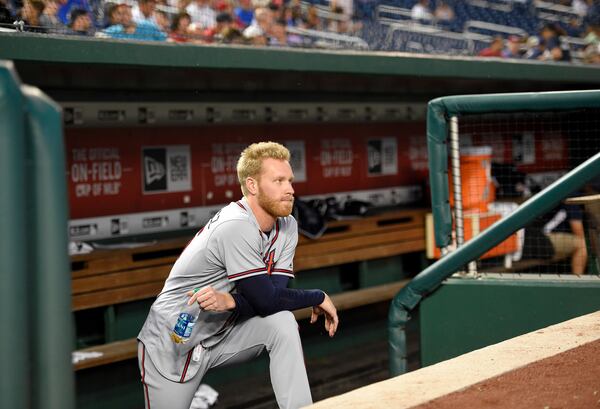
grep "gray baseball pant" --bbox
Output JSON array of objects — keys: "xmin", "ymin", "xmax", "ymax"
[{"xmin": 138, "ymin": 311, "xmax": 313, "ymax": 409}]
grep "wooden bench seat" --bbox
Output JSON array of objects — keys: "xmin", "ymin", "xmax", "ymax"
[
  {"xmin": 71, "ymin": 208, "xmax": 427, "ymax": 370},
  {"xmin": 72, "ymin": 208, "xmax": 427, "ymax": 311},
  {"xmin": 73, "ymin": 280, "xmax": 410, "ymax": 370}
]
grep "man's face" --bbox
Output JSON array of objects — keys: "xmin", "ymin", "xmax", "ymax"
[
  {"xmin": 45, "ymin": 1, "xmax": 58, "ymax": 15},
  {"xmin": 255, "ymin": 158, "xmax": 295, "ymax": 218},
  {"xmin": 74, "ymin": 13, "xmax": 91, "ymax": 31},
  {"xmin": 140, "ymin": 0, "xmax": 155, "ymax": 16},
  {"xmin": 120, "ymin": 5, "xmax": 133, "ymax": 25}
]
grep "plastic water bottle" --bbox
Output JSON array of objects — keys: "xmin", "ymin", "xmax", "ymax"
[{"xmin": 170, "ymin": 289, "xmax": 200, "ymax": 344}]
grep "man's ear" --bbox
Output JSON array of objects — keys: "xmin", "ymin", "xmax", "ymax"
[{"xmin": 246, "ymin": 177, "xmax": 258, "ymax": 195}]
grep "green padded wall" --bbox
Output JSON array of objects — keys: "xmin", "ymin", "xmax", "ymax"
[{"xmin": 420, "ymin": 276, "xmax": 600, "ymax": 366}]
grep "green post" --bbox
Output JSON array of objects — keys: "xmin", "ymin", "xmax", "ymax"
[
  {"xmin": 0, "ymin": 61, "xmax": 30, "ymax": 409},
  {"xmin": 23, "ymin": 85, "xmax": 75, "ymax": 409}
]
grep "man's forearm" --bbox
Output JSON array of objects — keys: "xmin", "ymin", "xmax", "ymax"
[{"xmin": 235, "ymin": 274, "xmax": 325, "ymax": 317}]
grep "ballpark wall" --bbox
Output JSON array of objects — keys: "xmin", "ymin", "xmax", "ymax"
[{"xmin": 419, "ymin": 277, "xmax": 600, "ymax": 367}]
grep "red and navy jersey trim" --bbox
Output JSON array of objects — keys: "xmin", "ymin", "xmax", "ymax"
[
  {"xmin": 271, "ymin": 268, "xmax": 294, "ymax": 277},
  {"xmin": 228, "ymin": 267, "xmax": 268, "ymax": 280},
  {"xmin": 236, "ymin": 201, "xmax": 246, "ymax": 211},
  {"xmin": 262, "ymin": 220, "xmax": 280, "ymax": 263}
]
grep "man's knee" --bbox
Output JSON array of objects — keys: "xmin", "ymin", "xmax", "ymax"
[{"xmin": 261, "ymin": 311, "xmax": 299, "ymax": 341}]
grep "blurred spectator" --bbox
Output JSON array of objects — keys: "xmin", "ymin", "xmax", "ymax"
[
  {"xmin": 539, "ymin": 23, "xmax": 571, "ymax": 62},
  {"xmin": 204, "ymin": 10, "xmax": 232, "ymax": 41},
  {"xmin": 177, "ymin": 0, "xmax": 191, "ymax": 10},
  {"xmin": 328, "ymin": 5, "xmax": 350, "ymax": 34},
  {"xmin": 154, "ymin": 9, "xmax": 170, "ymax": 32},
  {"xmin": 303, "ymin": 4, "xmax": 321, "ymax": 30},
  {"xmin": 186, "ymin": 0, "xmax": 216, "ymax": 29},
  {"xmin": 104, "ymin": 2, "xmax": 122, "ymax": 27},
  {"xmin": 572, "ymin": 0, "xmax": 590, "ymax": 17},
  {"xmin": 68, "ymin": 7, "xmax": 91, "ymax": 34},
  {"xmin": 103, "ymin": 3, "xmax": 167, "ymax": 40},
  {"xmin": 39, "ymin": 0, "xmax": 63, "ymax": 31},
  {"xmin": 478, "ymin": 36, "xmax": 504, "ymax": 57},
  {"xmin": 502, "ymin": 35, "xmax": 522, "ymax": 58},
  {"xmin": 233, "ymin": 0, "xmax": 252, "ymax": 27},
  {"xmin": 584, "ymin": 17, "xmax": 600, "ymax": 47},
  {"xmin": 213, "ymin": 0, "xmax": 231, "ymax": 14},
  {"xmin": 56, "ymin": 0, "xmax": 92, "ymax": 26},
  {"xmin": 132, "ymin": 0, "xmax": 157, "ymax": 25},
  {"xmin": 583, "ymin": 19, "xmax": 600, "ymax": 63},
  {"xmin": 544, "ymin": 202, "xmax": 587, "ymax": 275},
  {"xmin": 330, "ymin": 0, "xmax": 352, "ymax": 20},
  {"xmin": 243, "ymin": 6, "xmax": 271, "ymax": 44},
  {"xmin": 269, "ymin": 18, "xmax": 287, "ymax": 45},
  {"xmin": 282, "ymin": 3, "xmax": 302, "ymax": 27},
  {"xmin": 169, "ymin": 11, "xmax": 191, "ymax": 41},
  {"xmin": 583, "ymin": 42, "xmax": 600, "ymax": 63},
  {"xmin": 220, "ymin": 25, "xmax": 244, "ymax": 43},
  {"xmin": 523, "ymin": 35, "xmax": 544, "ymax": 59},
  {"xmin": 22, "ymin": 0, "xmax": 46, "ymax": 31},
  {"xmin": 434, "ymin": 1, "xmax": 454, "ymax": 23},
  {"xmin": 522, "ymin": 201, "xmax": 588, "ymax": 276},
  {"xmin": 565, "ymin": 17, "xmax": 583, "ymax": 37},
  {"xmin": 250, "ymin": 0, "xmax": 267, "ymax": 7},
  {"xmin": 0, "ymin": 0, "xmax": 13, "ymax": 25},
  {"xmin": 411, "ymin": 0, "xmax": 432, "ymax": 22}
]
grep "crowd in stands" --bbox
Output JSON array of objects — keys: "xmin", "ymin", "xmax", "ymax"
[
  {"xmin": 476, "ymin": 8, "xmax": 600, "ymax": 63},
  {"xmin": 0, "ymin": 0, "xmax": 362, "ymax": 45},
  {"xmin": 0, "ymin": 0, "xmax": 599, "ymax": 63}
]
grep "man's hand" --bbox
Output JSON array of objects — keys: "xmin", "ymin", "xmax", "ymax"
[
  {"xmin": 310, "ymin": 293, "xmax": 338, "ymax": 337},
  {"xmin": 186, "ymin": 286, "xmax": 236, "ymax": 312}
]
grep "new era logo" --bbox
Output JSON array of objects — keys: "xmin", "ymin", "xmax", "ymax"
[
  {"xmin": 142, "ymin": 146, "xmax": 191, "ymax": 194},
  {"xmin": 142, "ymin": 148, "xmax": 167, "ymax": 192},
  {"xmin": 144, "ymin": 156, "xmax": 166, "ymax": 185}
]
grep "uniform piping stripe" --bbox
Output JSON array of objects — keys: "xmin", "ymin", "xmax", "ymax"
[
  {"xmin": 180, "ymin": 350, "xmax": 193, "ymax": 383},
  {"xmin": 228, "ymin": 271, "xmax": 270, "ymax": 281},
  {"xmin": 271, "ymin": 268, "xmax": 293, "ymax": 275},
  {"xmin": 228, "ymin": 267, "xmax": 268, "ymax": 280},
  {"xmin": 270, "ymin": 220, "xmax": 280, "ymax": 246},
  {"xmin": 262, "ymin": 220, "xmax": 280, "ymax": 264},
  {"xmin": 141, "ymin": 343, "xmax": 151, "ymax": 409},
  {"xmin": 236, "ymin": 201, "xmax": 246, "ymax": 211}
]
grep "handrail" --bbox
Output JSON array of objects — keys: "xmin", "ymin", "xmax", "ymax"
[
  {"xmin": 388, "ymin": 89, "xmax": 600, "ymax": 376},
  {"xmin": 389, "ymin": 150, "xmax": 600, "ymax": 375},
  {"xmin": 535, "ymin": 0, "xmax": 575, "ymax": 14},
  {"xmin": 376, "ymin": 5, "xmax": 413, "ymax": 24},
  {"xmin": 467, "ymin": 0, "xmax": 513, "ymax": 13},
  {"xmin": 285, "ymin": 26, "xmax": 369, "ymax": 50},
  {"xmin": 383, "ymin": 22, "xmax": 476, "ymax": 54},
  {"xmin": 464, "ymin": 20, "xmax": 527, "ymax": 37},
  {"xmin": 428, "ymin": 90, "xmax": 600, "ymax": 248}
]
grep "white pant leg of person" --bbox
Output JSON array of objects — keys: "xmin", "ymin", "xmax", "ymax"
[
  {"xmin": 206, "ymin": 311, "xmax": 312, "ymax": 409},
  {"xmin": 138, "ymin": 342, "xmax": 205, "ymax": 409},
  {"xmin": 139, "ymin": 311, "xmax": 312, "ymax": 409}
]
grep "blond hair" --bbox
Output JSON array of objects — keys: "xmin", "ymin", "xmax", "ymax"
[{"xmin": 237, "ymin": 141, "xmax": 290, "ymax": 196}]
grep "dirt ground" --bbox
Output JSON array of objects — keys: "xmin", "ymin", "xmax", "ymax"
[{"xmin": 413, "ymin": 339, "xmax": 600, "ymax": 409}]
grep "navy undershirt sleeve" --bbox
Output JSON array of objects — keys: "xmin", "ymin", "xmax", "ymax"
[
  {"xmin": 233, "ymin": 274, "xmax": 324, "ymax": 319},
  {"xmin": 232, "ymin": 274, "xmax": 287, "ymax": 319}
]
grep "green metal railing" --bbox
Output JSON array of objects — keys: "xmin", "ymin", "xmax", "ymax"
[
  {"xmin": 0, "ymin": 61, "xmax": 74, "ymax": 409},
  {"xmin": 428, "ymin": 90, "xmax": 600, "ymax": 248},
  {"xmin": 389, "ymin": 90, "xmax": 600, "ymax": 376}
]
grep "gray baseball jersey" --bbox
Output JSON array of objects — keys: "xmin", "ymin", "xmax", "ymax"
[{"xmin": 138, "ymin": 197, "xmax": 298, "ymax": 383}]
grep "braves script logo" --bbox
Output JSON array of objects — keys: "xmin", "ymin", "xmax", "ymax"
[
  {"xmin": 144, "ymin": 156, "xmax": 166, "ymax": 185},
  {"xmin": 264, "ymin": 249, "xmax": 276, "ymax": 274}
]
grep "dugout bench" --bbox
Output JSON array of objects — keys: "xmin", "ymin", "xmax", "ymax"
[{"xmin": 72, "ymin": 208, "xmax": 427, "ymax": 371}]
